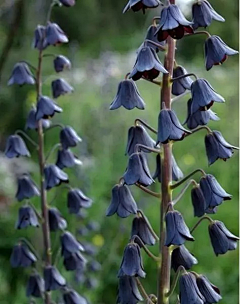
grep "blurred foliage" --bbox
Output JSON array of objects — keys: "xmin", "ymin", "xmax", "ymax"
[{"xmin": 0, "ymin": 0, "xmax": 238, "ymax": 304}]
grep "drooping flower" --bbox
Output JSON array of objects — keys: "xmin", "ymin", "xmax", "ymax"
[
  {"xmin": 63, "ymin": 289, "xmax": 88, "ymax": 304},
  {"xmin": 54, "ymin": 55, "xmax": 71, "ymax": 73},
  {"xmin": 48, "ymin": 207, "xmax": 67, "ymax": 231},
  {"xmin": 171, "ymin": 66, "xmax": 193, "ymax": 96},
  {"xmin": 8, "ymin": 63, "xmax": 35, "ymax": 86},
  {"xmin": 44, "ymin": 266, "xmax": 66, "ymax": 291},
  {"xmin": 123, "ymin": 152, "xmax": 154, "ymax": 186},
  {"xmin": 52, "ymin": 78, "xmax": 74, "ymax": 99},
  {"xmin": 165, "ymin": 210, "xmax": 194, "ymax": 246},
  {"xmin": 157, "ymin": 108, "xmax": 191, "ymax": 144},
  {"xmin": 63, "ymin": 252, "xmax": 87, "ymax": 271},
  {"xmin": 44, "ymin": 164, "xmax": 69, "ymax": 190},
  {"xmin": 129, "ymin": 46, "xmax": 168, "ymax": 81},
  {"xmin": 155, "ymin": 5, "xmax": 193, "ymax": 42},
  {"xmin": 171, "ymin": 245, "xmax": 198, "ymax": 272},
  {"xmin": 143, "ymin": 25, "xmax": 166, "ymax": 53},
  {"xmin": 117, "ymin": 276, "xmax": 143, "ymax": 304},
  {"xmin": 106, "ymin": 183, "xmax": 138, "ymax": 218},
  {"xmin": 205, "ymin": 130, "xmax": 238, "ymax": 165},
  {"xmin": 16, "ymin": 205, "xmax": 39, "ymax": 229},
  {"xmin": 125, "ymin": 125, "xmax": 155, "ymax": 156},
  {"xmin": 87, "ymin": 260, "xmax": 101, "ymax": 272},
  {"xmin": 15, "ymin": 174, "xmax": 40, "ymax": 201},
  {"xmin": 192, "ymin": 0, "xmax": 225, "ymax": 30},
  {"xmin": 26, "ymin": 273, "xmax": 44, "ymax": 298},
  {"xmin": 61, "ymin": 231, "xmax": 84, "ymax": 258},
  {"xmin": 123, "ymin": 0, "xmax": 160, "ymax": 14},
  {"xmin": 56, "ymin": 149, "xmax": 82, "ymax": 169},
  {"xmin": 179, "ymin": 272, "xmax": 205, "ymax": 304},
  {"xmin": 33, "ymin": 25, "xmax": 47, "ymax": 50},
  {"xmin": 25, "ymin": 107, "xmax": 51, "ymax": 130},
  {"xmin": 190, "ymin": 79, "xmax": 225, "ymax": 113},
  {"xmin": 67, "ymin": 188, "xmax": 93, "ymax": 214},
  {"xmin": 60, "ymin": 0, "xmax": 76, "ymax": 7},
  {"xmin": 10, "ymin": 243, "xmax": 37, "ymax": 268},
  {"xmin": 60, "ymin": 126, "xmax": 82, "ymax": 149},
  {"xmin": 131, "ymin": 216, "xmax": 155, "ymax": 246},
  {"xmin": 196, "ymin": 275, "xmax": 222, "ymax": 303},
  {"xmin": 36, "ymin": 95, "xmax": 62, "ymax": 121},
  {"xmin": 208, "ymin": 220, "xmax": 239, "ymax": 256},
  {"xmin": 5, "ymin": 135, "xmax": 30, "ymax": 158},
  {"xmin": 44, "ymin": 22, "xmax": 68, "ymax": 46},
  {"xmin": 110, "ymin": 80, "xmax": 145, "ymax": 110},
  {"xmin": 191, "ymin": 185, "xmax": 206, "ymax": 217},
  {"xmin": 205, "ymin": 35, "xmax": 238, "ymax": 70},
  {"xmin": 118, "ymin": 243, "xmax": 146, "ymax": 278}
]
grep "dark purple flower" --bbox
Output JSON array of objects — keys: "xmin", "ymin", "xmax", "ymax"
[
  {"xmin": 171, "ymin": 245, "xmax": 198, "ymax": 272},
  {"xmin": 165, "ymin": 210, "xmax": 194, "ymax": 246},
  {"xmin": 48, "ymin": 207, "xmax": 67, "ymax": 231},
  {"xmin": 118, "ymin": 243, "xmax": 146, "ymax": 278},
  {"xmin": 33, "ymin": 25, "xmax": 47, "ymax": 50},
  {"xmin": 179, "ymin": 272, "xmax": 205, "ymax": 304},
  {"xmin": 171, "ymin": 66, "xmax": 193, "ymax": 96},
  {"xmin": 64, "ymin": 252, "xmax": 87, "ymax": 271},
  {"xmin": 205, "ymin": 35, "xmax": 238, "ymax": 70},
  {"xmin": 25, "ymin": 107, "xmax": 51, "ymax": 130},
  {"xmin": 67, "ymin": 188, "xmax": 92, "ymax": 214},
  {"xmin": 192, "ymin": 0, "xmax": 225, "ymax": 30},
  {"xmin": 81, "ymin": 242, "xmax": 97, "ymax": 256},
  {"xmin": 155, "ymin": 5, "xmax": 193, "ymax": 42},
  {"xmin": 196, "ymin": 275, "xmax": 222, "ymax": 303},
  {"xmin": 10, "ymin": 243, "xmax": 37, "ymax": 268},
  {"xmin": 61, "ymin": 231, "xmax": 84, "ymax": 258},
  {"xmin": 44, "ymin": 266, "xmax": 66, "ymax": 291},
  {"xmin": 44, "ymin": 23, "xmax": 68, "ymax": 46},
  {"xmin": 5, "ymin": 135, "xmax": 30, "ymax": 158},
  {"xmin": 15, "ymin": 174, "xmax": 40, "ymax": 201},
  {"xmin": 54, "ymin": 55, "xmax": 71, "ymax": 72},
  {"xmin": 208, "ymin": 221, "xmax": 239, "ymax": 256},
  {"xmin": 26, "ymin": 273, "xmax": 44, "ymax": 298},
  {"xmin": 63, "ymin": 289, "xmax": 88, "ymax": 304},
  {"xmin": 36, "ymin": 95, "xmax": 62, "ymax": 121},
  {"xmin": 117, "ymin": 276, "xmax": 143, "ymax": 304},
  {"xmin": 123, "ymin": 0, "xmax": 160, "ymax": 14},
  {"xmin": 87, "ymin": 260, "xmax": 101, "ymax": 272},
  {"xmin": 131, "ymin": 216, "xmax": 155, "ymax": 246},
  {"xmin": 60, "ymin": 0, "xmax": 76, "ymax": 7},
  {"xmin": 129, "ymin": 46, "xmax": 168, "ymax": 81},
  {"xmin": 52, "ymin": 78, "xmax": 74, "ymax": 99},
  {"xmin": 60, "ymin": 126, "xmax": 82, "ymax": 149},
  {"xmin": 56, "ymin": 149, "xmax": 82, "ymax": 169},
  {"xmin": 8, "ymin": 63, "xmax": 35, "ymax": 86},
  {"xmin": 123, "ymin": 152, "xmax": 154, "ymax": 186},
  {"xmin": 106, "ymin": 183, "xmax": 138, "ymax": 218},
  {"xmin": 110, "ymin": 80, "xmax": 145, "ymax": 110},
  {"xmin": 190, "ymin": 78, "xmax": 224, "ymax": 113},
  {"xmin": 143, "ymin": 25, "xmax": 166, "ymax": 53},
  {"xmin": 157, "ymin": 108, "xmax": 191, "ymax": 144},
  {"xmin": 16, "ymin": 205, "xmax": 39, "ymax": 229},
  {"xmin": 44, "ymin": 164, "xmax": 69, "ymax": 190},
  {"xmin": 191, "ymin": 185, "xmax": 206, "ymax": 217}
]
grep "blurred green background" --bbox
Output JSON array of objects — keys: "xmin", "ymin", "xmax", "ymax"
[{"xmin": 0, "ymin": 0, "xmax": 238, "ymax": 303}]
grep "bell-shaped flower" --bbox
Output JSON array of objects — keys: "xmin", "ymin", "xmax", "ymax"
[
  {"xmin": 129, "ymin": 46, "xmax": 168, "ymax": 81},
  {"xmin": 153, "ymin": 153, "xmax": 183, "ymax": 182},
  {"xmin": 63, "ymin": 289, "xmax": 87, "ymax": 304},
  {"xmin": 26, "ymin": 273, "xmax": 44, "ymax": 298},
  {"xmin": 67, "ymin": 188, "xmax": 93, "ymax": 214},
  {"xmin": 172, "ymin": 65, "xmax": 193, "ymax": 96},
  {"xmin": 64, "ymin": 252, "xmax": 87, "ymax": 271},
  {"xmin": 25, "ymin": 107, "xmax": 51, "ymax": 130},
  {"xmin": 81, "ymin": 242, "xmax": 97, "ymax": 256},
  {"xmin": 118, "ymin": 243, "xmax": 146, "ymax": 278},
  {"xmin": 44, "ymin": 164, "xmax": 69, "ymax": 190},
  {"xmin": 184, "ymin": 98, "xmax": 219, "ymax": 130},
  {"xmin": 123, "ymin": 152, "xmax": 154, "ymax": 186},
  {"xmin": 192, "ymin": 0, "xmax": 225, "ymax": 30},
  {"xmin": 155, "ymin": 5, "xmax": 193, "ymax": 41},
  {"xmin": 165, "ymin": 210, "xmax": 194, "ymax": 246},
  {"xmin": 205, "ymin": 130, "xmax": 238, "ymax": 165},
  {"xmin": 48, "ymin": 207, "xmax": 67, "ymax": 231},
  {"xmin": 191, "ymin": 78, "xmax": 225, "ymax": 113},
  {"xmin": 191, "ymin": 185, "xmax": 206, "ymax": 217},
  {"xmin": 88, "ymin": 260, "xmax": 101, "ymax": 272},
  {"xmin": 61, "ymin": 231, "xmax": 84, "ymax": 258},
  {"xmin": 208, "ymin": 220, "xmax": 239, "ymax": 256},
  {"xmin": 205, "ymin": 35, "xmax": 238, "ymax": 71},
  {"xmin": 123, "ymin": 0, "xmax": 160, "ymax": 14},
  {"xmin": 117, "ymin": 276, "xmax": 143, "ymax": 304},
  {"xmin": 8, "ymin": 62, "xmax": 35, "ymax": 86},
  {"xmin": 52, "ymin": 78, "xmax": 74, "ymax": 99},
  {"xmin": 200, "ymin": 174, "xmax": 231, "ymax": 210},
  {"xmin": 54, "ymin": 55, "xmax": 71, "ymax": 72},
  {"xmin": 36, "ymin": 95, "xmax": 62, "ymax": 121},
  {"xmin": 131, "ymin": 216, "xmax": 155, "ymax": 246},
  {"xmin": 33, "ymin": 25, "xmax": 47, "ymax": 50},
  {"xmin": 110, "ymin": 79, "xmax": 145, "ymax": 110},
  {"xmin": 143, "ymin": 25, "xmax": 166, "ymax": 53},
  {"xmin": 106, "ymin": 183, "xmax": 138, "ymax": 218},
  {"xmin": 179, "ymin": 272, "xmax": 205, "ymax": 304},
  {"xmin": 10, "ymin": 243, "xmax": 37, "ymax": 268},
  {"xmin": 56, "ymin": 149, "xmax": 82, "ymax": 169},
  {"xmin": 60, "ymin": 0, "xmax": 76, "ymax": 7},
  {"xmin": 5, "ymin": 135, "xmax": 30, "ymax": 158},
  {"xmin": 126, "ymin": 125, "xmax": 155, "ymax": 156},
  {"xmin": 60, "ymin": 126, "xmax": 82, "ymax": 149},
  {"xmin": 15, "ymin": 174, "xmax": 40, "ymax": 201},
  {"xmin": 171, "ymin": 245, "xmax": 198, "ymax": 272},
  {"xmin": 16, "ymin": 205, "xmax": 39, "ymax": 229},
  {"xmin": 196, "ymin": 275, "xmax": 222, "ymax": 303},
  {"xmin": 44, "ymin": 266, "xmax": 66, "ymax": 291},
  {"xmin": 157, "ymin": 108, "xmax": 191, "ymax": 144},
  {"xmin": 44, "ymin": 22, "xmax": 68, "ymax": 46}
]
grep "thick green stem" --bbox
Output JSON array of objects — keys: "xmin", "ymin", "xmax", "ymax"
[
  {"xmin": 131, "ymin": 235, "xmax": 161, "ymax": 262},
  {"xmin": 165, "ymin": 266, "xmax": 186, "ymax": 298},
  {"xmin": 134, "ymin": 118, "xmax": 158, "ymax": 134},
  {"xmin": 136, "ymin": 278, "xmax": 155, "ymax": 304},
  {"xmin": 172, "ymin": 179, "xmax": 198, "ymax": 205},
  {"xmin": 135, "ymin": 183, "xmax": 161, "ymax": 198},
  {"xmin": 190, "ymin": 216, "xmax": 214, "ymax": 234},
  {"xmin": 170, "ymin": 168, "xmax": 206, "ymax": 190}
]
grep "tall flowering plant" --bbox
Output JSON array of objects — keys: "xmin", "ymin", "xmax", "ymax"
[{"xmin": 107, "ymin": 0, "xmax": 239, "ymax": 303}]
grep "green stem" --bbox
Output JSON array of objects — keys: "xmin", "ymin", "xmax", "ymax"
[
  {"xmin": 137, "ymin": 209, "xmax": 159, "ymax": 241},
  {"xmin": 190, "ymin": 216, "xmax": 214, "ymax": 234},
  {"xmin": 185, "ymin": 125, "xmax": 212, "ymax": 138},
  {"xmin": 134, "ymin": 143, "xmax": 161, "ymax": 154},
  {"xmin": 131, "ymin": 235, "xmax": 161, "ymax": 263},
  {"xmin": 134, "ymin": 118, "xmax": 158, "ymax": 134},
  {"xmin": 15, "ymin": 130, "xmax": 39, "ymax": 148},
  {"xmin": 135, "ymin": 183, "xmax": 161, "ymax": 199},
  {"xmin": 45, "ymin": 143, "xmax": 61, "ymax": 164},
  {"xmin": 184, "ymin": 30, "xmax": 211, "ymax": 39},
  {"xmin": 144, "ymin": 39, "xmax": 166, "ymax": 51},
  {"xmin": 142, "ymin": 76, "xmax": 162, "ymax": 86},
  {"xmin": 172, "ymin": 179, "xmax": 198, "ymax": 205},
  {"xmin": 28, "ymin": 202, "xmax": 42, "ymax": 222},
  {"xmin": 18, "ymin": 238, "xmax": 41, "ymax": 260},
  {"xmin": 165, "ymin": 266, "xmax": 186, "ymax": 298},
  {"xmin": 136, "ymin": 278, "xmax": 155, "ymax": 304},
  {"xmin": 43, "ymin": 123, "xmax": 64, "ymax": 133},
  {"xmin": 171, "ymin": 73, "xmax": 197, "ymax": 82},
  {"xmin": 49, "ymin": 185, "xmax": 72, "ymax": 205},
  {"xmin": 170, "ymin": 169, "xmax": 206, "ymax": 190}
]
